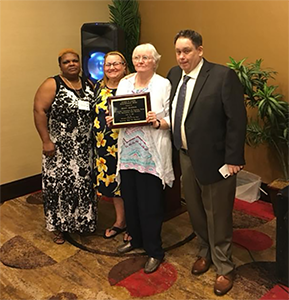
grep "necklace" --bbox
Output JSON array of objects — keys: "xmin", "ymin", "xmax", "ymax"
[{"xmin": 60, "ymin": 75, "xmax": 86, "ymax": 98}]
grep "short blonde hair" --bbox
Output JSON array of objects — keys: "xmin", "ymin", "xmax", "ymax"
[
  {"xmin": 100, "ymin": 51, "xmax": 129, "ymax": 88},
  {"xmin": 58, "ymin": 48, "xmax": 79, "ymax": 64}
]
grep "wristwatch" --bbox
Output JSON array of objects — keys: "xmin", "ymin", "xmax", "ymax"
[{"xmin": 155, "ymin": 119, "xmax": 161, "ymax": 129}]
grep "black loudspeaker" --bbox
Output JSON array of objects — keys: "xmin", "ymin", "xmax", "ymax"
[
  {"xmin": 81, "ymin": 22, "xmax": 125, "ymax": 82},
  {"xmin": 276, "ymin": 185, "xmax": 289, "ymax": 287}
]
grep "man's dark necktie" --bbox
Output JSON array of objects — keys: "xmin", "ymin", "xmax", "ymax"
[{"xmin": 173, "ymin": 75, "xmax": 190, "ymax": 150}]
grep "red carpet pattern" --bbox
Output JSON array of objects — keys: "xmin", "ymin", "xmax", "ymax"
[
  {"xmin": 232, "ymin": 199, "xmax": 287, "ymax": 299},
  {"xmin": 109, "ymin": 257, "xmax": 178, "ymax": 297},
  {"xmin": 233, "ymin": 229, "xmax": 273, "ymax": 251},
  {"xmin": 260, "ymin": 284, "xmax": 289, "ymax": 300},
  {"xmin": 0, "ymin": 193, "xmax": 286, "ymax": 300}
]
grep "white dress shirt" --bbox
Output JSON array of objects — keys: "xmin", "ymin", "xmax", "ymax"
[{"xmin": 172, "ymin": 59, "xmax": 204, "ymax": 150}]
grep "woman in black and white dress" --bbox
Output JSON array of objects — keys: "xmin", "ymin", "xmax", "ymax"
[{"xmin": 33, "ymin": 49, "xmax": 97, "ymax": 244}]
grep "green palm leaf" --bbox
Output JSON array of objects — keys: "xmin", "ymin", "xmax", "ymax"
[{"xmin": 108, "ymin": 0, "xmax": 140, "ymax": 72}]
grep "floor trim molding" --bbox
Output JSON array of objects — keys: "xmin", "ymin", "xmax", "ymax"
[{"xmin": 0, "ymin": 174, "xmax": 41, "ymax": 203}]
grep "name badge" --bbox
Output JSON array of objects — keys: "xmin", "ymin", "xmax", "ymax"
[{"xmin": 78, "ymin": 100, "xmax": 90, "ymax": 111}]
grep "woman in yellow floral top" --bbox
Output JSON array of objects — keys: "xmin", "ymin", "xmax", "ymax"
[{"xmin": 93, "ymin": 51, "xmax": 129, "ymax": 239}]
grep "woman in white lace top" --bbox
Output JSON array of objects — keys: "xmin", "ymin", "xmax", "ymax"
[{"xmin": 106, "ymin": 43, "xmax": 175, "ymax": 274}]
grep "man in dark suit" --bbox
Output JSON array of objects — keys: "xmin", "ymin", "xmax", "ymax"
[{"xmin": 167, "ymin": 29, "xmax": 247, "ymax": 296}]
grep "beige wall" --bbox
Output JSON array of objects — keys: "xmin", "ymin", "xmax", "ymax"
[
  {"xmin": 138, "ymin": 1, "xmax": 288, "ymax": 183},
  {"xmin": 0, "ymin": 1, "xmax": 111, "ymax": 184},
  {"xmin": 1, "ymin": 0, "xmax": 288, "ymax": 185}
]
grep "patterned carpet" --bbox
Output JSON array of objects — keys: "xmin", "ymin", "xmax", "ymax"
[{"xmin": 0, "ymin": 192, "xmax": 288, "ymax": 300}]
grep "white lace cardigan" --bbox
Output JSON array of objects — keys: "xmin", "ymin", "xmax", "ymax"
[{"xmin": 115, "ymin": 73, "xmax": 175, "ymax": 188}]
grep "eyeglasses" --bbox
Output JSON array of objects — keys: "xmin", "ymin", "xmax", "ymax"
[
  {"xmin": 132, "ymin": 55, "xmax": 152, "ymax": 62},
  {"xmin": 104, "ymin": 61, "xmax": 124, "ymax": 67}
]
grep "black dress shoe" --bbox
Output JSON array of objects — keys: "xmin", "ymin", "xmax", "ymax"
[
  {"xmin": 117, "ymin": 242, "xmax": 134, "ymax": 254},
  {"xmin": 144, "ymin": 257, "xmax": 163, "ymax": 274}
]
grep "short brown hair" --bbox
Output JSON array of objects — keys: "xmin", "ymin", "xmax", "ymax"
[{"xmin": 174, "ymin": 30, "xmax": 203, "ymax": 49}]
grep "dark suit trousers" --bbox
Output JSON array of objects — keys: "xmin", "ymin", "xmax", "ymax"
[
  {"xmin": 180, "ymin": 150, "xmax": 236, "ymax": 275},
  {"xmin": 120, "ymin": 170, "xmax": 165, "ymax": 260}
]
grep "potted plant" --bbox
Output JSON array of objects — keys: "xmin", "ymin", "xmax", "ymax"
[
  {"xmin": 227, "ymin": 58, "xmax": 289, "ymax": 212},
  {"xmin": 108, "ymin": 0, "xmax": 141, "ymax": 73}
]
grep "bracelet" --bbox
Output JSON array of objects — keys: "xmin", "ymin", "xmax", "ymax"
[{"xmin": 155, "ymin": 119, "xmax": 161, "ymax": 129}]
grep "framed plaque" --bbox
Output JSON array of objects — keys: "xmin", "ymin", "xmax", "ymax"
[{"xmin": 108, "ymin": 92, "xmax": 151, "ymax": 128}]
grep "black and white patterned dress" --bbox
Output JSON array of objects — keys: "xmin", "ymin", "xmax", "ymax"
[{"xmin": 42, "ymin": 75, "xmax": 97, "ymax": 233}]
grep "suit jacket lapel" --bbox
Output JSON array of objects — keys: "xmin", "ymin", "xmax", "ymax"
[
  {"xmin": 170, "ymin": 68, "xmax": 182, "ymax": 101},
  {"xmin": 168, "ymin": 67, "xmax": 182, "ymax": 124},
  {"xmin": 187, "ymin": 60, "xmax": 211, "ymax": 115}
]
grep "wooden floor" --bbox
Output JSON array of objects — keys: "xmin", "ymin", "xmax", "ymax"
[{"xmin": 0, "ymin": 193, "xmax": 280, "ymax": 300}]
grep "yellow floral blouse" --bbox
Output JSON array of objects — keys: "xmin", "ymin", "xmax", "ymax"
[{"xmin": 93, "ymin": 81, "xmax": 120, "ymax": 197}]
